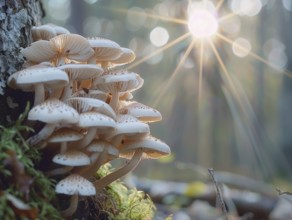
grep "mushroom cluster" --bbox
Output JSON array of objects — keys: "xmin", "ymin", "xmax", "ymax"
[{"xmin": 8, "ymin": 23, "xmax": 170, "ymax": 217}]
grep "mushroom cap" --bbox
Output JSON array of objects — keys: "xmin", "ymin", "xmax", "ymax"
[
  {"xmin": 47, "ymin": 23, "xmax": 70, "ymax": 35},
  {"xmin": 119, "ymin": 101, "xmax": 162, "ymax": 123},
  {"xmin": 65, "ymin": 97, "xmax": 116, "ymax": 119},
  {"xmin": 58, "ymin": 64, "xmax": 103, "ymax": 81},
  {"xmin": 93, "ymin": 70, "xmax": 144, "ymax": 94},
  {"xmin": 28, "ymin": 98, "xmax": 80, "ymax": 124},
  {"xmin": 52, "ymin": 150, "xmax": 91, "ymax": 166},
  {"xmin": 50, "ymin": 34, "xmax": 94, "ymax": 62},
  {"xmin": 55, "ymin": 174, "xmax": 96, "ymax": 196},
  {"xmin": 88, "ymin": 37, "xmax": 123, "ymax": 61},
  {"xmin": 32, "ymin": 25, "xmax": 56, "ymax": 41},
  {"xmin": 77, "ymin": 111, "xmax": 116, "ymax": 132},
  {"xmin": 111, "ymin": 47, "xmax": 136, "ymax": 66},
  {"xmin": 120, "ymin": 135, "xmax": 171, "ymax": 159},
  {"xmin": 109, "ymin": 114, "xmax": 150, "ymax": 138},
  {"xmin": 48, "ymin": 128, "xmax": 84, "ymax": 143},
  {"xmin": 21, "ymin": 40, "xmax": 56, "ymax": 63},
  {"xmin": 13, "ymin": 67, "xmax": 69, "ymax": 91},
  {"xmin": 86, "ymin": 139, "xmax": 119, "ymax": 159}
]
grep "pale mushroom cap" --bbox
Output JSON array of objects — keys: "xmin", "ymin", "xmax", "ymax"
[
  {"xmin": 58, "ymin": 64, "xmax": 103, "ymax": 80},
  {"xmin": 93, "ymin": 70, "xmax": 144, "ymax": 93},
  {"xmin": 50, "ymin": 34, "xmax": 94, "ymax": 62},
  {"xmin": 32, "ymin": 25, "xmax": 56, "ymax": 41},
  {"xmin": 111, "ymin": 114, "xmax": 150, "ymax": 137},
  {"xmin": 52, "ymin": 150, "xmax": 91, "ymax": 166},
  {"xmin": 112, "ymin": 47, "xmax": 136, "ymax": 65},
  {"xmin": 65, "ymin": 97, "xmax": 116, "ymax": 119},
  {"xmin": 48, "ymin": 128, "xmax": 84, "ymax": 143},
  {"xmin": 47, "ymin": 23, "xmax": 70, "ymax": 35},
  {"xmin": 28, "ymin": 98, "xmax": 80, "ymax": 124},
  {"xmin": 77, "ymin": 111, "xmax": 116, "ymax": 130},
  {"xmin": 120, "ymin": 101, "xmax": 162, "ymax": 122},
  {"xmin": 88, "ymin": 37, "xmax": 123, "ymax": 61},
  {"xmin": 14, "ymin": 67, "xmax": 69, "ymax": 90},
  {"xmin": 55, "ymin": 174, "xmax": 96, "ymax": 196},
  {"xmin": 21, "ymin": 40, "xmax": 56, "ymax": 63},
  {"xmin": 87, "ymin": 139, "xmax": 119, "ymax": 158},
  {"xmin": 120, "ymin": 136, "xmax": 171, "ymax": 159}
]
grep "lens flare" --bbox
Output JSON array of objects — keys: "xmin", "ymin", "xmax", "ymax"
[{"xmin": 188, "ymin": 9, "xmax": 218, "ymax": 39}]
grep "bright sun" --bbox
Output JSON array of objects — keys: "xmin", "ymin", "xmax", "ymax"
[{"xmin": 188, "ymin": 9, "xmax": 218, "ymax": 39}]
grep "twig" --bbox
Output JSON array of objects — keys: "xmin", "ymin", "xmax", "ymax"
[
  {"xmin": 208, "ymin": 168, "xmax": 228, "ymax": 220},
  {"xmin": 275, "ymin": 187, "xmax": 292, "ymax": 196}
]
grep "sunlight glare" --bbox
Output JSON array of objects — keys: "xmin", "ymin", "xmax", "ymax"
[{"xmin": 188, "ymin": 9, "xmax": 218, "ymax": 39}]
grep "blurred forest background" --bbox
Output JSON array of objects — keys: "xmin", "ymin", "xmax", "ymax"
[{"xmin": 42, "ymin": 0, "xmax": 292, "ymax": 184}]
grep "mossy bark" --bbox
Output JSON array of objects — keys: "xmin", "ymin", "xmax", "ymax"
[{"xmin": 0, "ymin": 0, "xmax": 44, "ymax": 126}]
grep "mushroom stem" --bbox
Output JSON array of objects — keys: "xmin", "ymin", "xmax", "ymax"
[
  {"xmin": 34, "ymin": 83, "xmax": 45, "ymax": 106},
  {"xmin": 60, "ymin": 142, "xmax": 68, "ymax": 153},
  {"xmin": 49, "ymin": 87, "xmax": 63, "ymax": 100},
  {"xmin": 109, "ymin": 91, "xmax": 119, "ymax": 112},
  {"xmin": 71, "ymin": 128, "xmax": 97, "ymax": 149},
  {"xmin": 61, "ymin": 193, "xmax": 79, "ymax": 217},
  {"xmin": 94, "ymin": 149, "xmax": 143, "ymax": 190},
  {"xmin": 77, "ymin": 148, "xmax": 108, "ymax": 179},
  {"xmin": 27, "ymin": 123, "xmax": 57, "ymax": 146},
  {"xmin": 61, "ymin": 80, "xmax": 73, "ymax": 101},
  {"xmin": 45, "ymin": 166, "xmax": 73, "ymax": 177}
]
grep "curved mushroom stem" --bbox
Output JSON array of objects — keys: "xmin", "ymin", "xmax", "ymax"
[
  {"xmin": 109, "ymin": 91, "xmax": 119, "ymax": 113},
  {"xmin": 34, "ymin": 83, "xmax": 45, "ymax": 106},
  {"xmin": 77, "ymin": 148, "xmax": 108, "ymax": 179},
  {"xmin": 70, "ymin": 128, "xmax": 97, "ymax": 149},
  {"xmin": 45, "ymin": 166, "xmax": 73, "ymax": 177},
  {"xmin": 49, "ymin": 87, "xmax": 63, "ymax": 100},
  {"xmin": 61, "ymin": 193, "xmax": 79, "ymax": 218},
  {"xmin": 93, "ymin": 149, "xmax": 143, "ymax": 190},
  {"xmin": 27, "ymin": 124, "xmax": 57, "ymax": 146},
  {"xmin": 61, "ymin": 80, "xmax": 73, "ymax": 101}
]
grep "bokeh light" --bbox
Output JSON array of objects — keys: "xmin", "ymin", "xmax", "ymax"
[
  {"xmin": 263, "ymin": 39, "xmax": 288, "ymax": 70},
  {"xmin": 150, "ymin": 27, "xmax": 169, "ymax": 47},
  {"xmin": 230, "ymin": 0, "xmax": 263, "ymax": 16},
  {"xmin": 232, "ymin": 38, "xmax": 252, "ymax": 57}
]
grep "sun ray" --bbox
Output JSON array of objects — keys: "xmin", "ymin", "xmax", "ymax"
[
  {"xmin": 198, "ymin": 39, "xmax": 204, "ymax": 104},
  {"xmin": 216, "ymin": 0, "xmax": 225, "ymax": 11},
  {"xmin": 208, "ymin": 39, "xmax": 273, "ymax": 177},
  {"xmin": 216, "ymin": 33, "xmax": 292, "ymax": 77},
  {"xmin": 152, "ymin": 39, "xmax": 197, "ymax": 107},
  {"xmin": 128, "ymin": 32, "xmax": 191, "ymax": 70},
  {"xmin": 111, "ymin": 7, "xmax": 187, "ymax": 25},
  {"xmin": 218, "ymin": 11, "xmax": 238, "ymax": 23}
]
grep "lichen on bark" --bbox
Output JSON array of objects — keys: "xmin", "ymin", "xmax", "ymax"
[{"xmin": 0, "ymin": 0, "xmax": 44, "ymax": 126}]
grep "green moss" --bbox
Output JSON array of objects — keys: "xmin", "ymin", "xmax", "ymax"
[
  {"xmin": 0, "ymin": 104, "xmax": 63, "ymax": 220},
  {"xmin": 95, "ymin": 164, "xmax": 156, "ymax": 220}
]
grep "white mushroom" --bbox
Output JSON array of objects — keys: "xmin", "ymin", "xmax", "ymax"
[
  {"xmin": 55, "ymin": 174, "xmax": 96, "ymax": 217},
  {"xmin": 27, "ymin": 98, "xmax": 79, "ymax": 145}
]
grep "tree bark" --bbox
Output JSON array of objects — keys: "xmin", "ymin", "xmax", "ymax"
[{"xmin": 0, "ymin": 0, "xmax": 44, "ymax": 126}]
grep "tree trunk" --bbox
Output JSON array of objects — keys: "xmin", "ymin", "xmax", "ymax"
[{"xmin": 0, "ymin": 0, "xmax": 44, "ymax": 126}]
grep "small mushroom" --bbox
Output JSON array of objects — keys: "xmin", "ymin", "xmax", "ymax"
[
  {"xmin": 65, "ymin": 97, "xmax": 116, "ymax": 119},
  {"xmin": 46, "ymin": 150, "xmax": 91, "ymax": 176},
  {"xmin": 119, "ymin": 101, "xmax": 162, "ymax": 123},
  {"xmin": 110, "ymin": 47, "xmax": 136, "ymax": 67},
  {"xmin": 93, "ymin": 135, "xmax": 170, "ymax": 190},
  {"xmin": 32, "ymin": 25, "xmax": 56, "ymax": 41},
  {"xmin": 71, "ymin": 111, "xmax": 116, "ymax": 149},
  {"xmin": 55, "ymin": 174, "xmax": 96, "ymax": 217},
  {"xmin": 27, "ymin": 98, "xmax": 79, "ymax": 145},
  {"xmin": 87, "ymin": 37, "xmax": 123, "ymax": 68},
  {"xmin": 8, "ymin": 67, "xmax": 69, "ymax": 106},
  {"xmin": 93, "ymin": 70, "xmax": 144, "ymax": 112},
  {"xmin": 58, "ymin": 63, "xmax": 103, "ymax": 100},
  {"xmin": 47, "ymin": 127, "xmax": 84, "ymax": 152}
]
